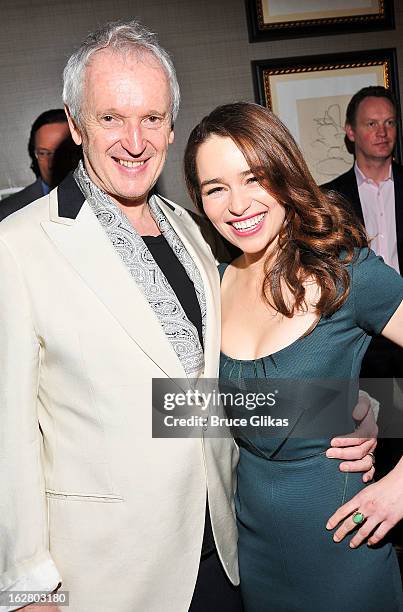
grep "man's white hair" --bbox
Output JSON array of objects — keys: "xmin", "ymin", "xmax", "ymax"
[{"xmin": 63, "ymin": 19, "xmax": 180, "ymax": 126}]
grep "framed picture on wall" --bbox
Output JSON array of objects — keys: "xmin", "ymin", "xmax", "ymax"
[
  {"xmin": 245, "ymin": 0, "xmax": 395, "ymax": 42},
  {"xmin": 252, "ymin": 48, "xmax": 401, "ymax": 184}
]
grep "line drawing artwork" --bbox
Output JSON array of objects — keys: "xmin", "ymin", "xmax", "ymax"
[{"xmin": 309, "ymin": 103, "xmax": 352, "ymax": 181}]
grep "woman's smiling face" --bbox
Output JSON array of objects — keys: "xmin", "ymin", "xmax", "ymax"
[{"xmin": 196, "ymin": 135, "xmax": 285, "ymax": 257}]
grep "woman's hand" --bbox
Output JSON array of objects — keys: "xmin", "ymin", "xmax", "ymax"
[
  {"xmin": 326, "ymin": 457, "xmax": 403, "ymax": 547},
  {"xmin": 326, "ymin": 392, "xmax": 377, "ymax": 482}
]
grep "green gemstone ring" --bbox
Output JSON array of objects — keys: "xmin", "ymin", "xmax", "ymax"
[{"xmin": 352, "ymin": 511, "xmax": 365, "ymax": 525}]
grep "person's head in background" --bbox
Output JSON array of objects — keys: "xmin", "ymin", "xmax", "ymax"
[
  {"xmin": 344, "ymin": 86, "xmax": 399, "ymax": 165},
  {"xmin": 28, "ymin": 109, "xmax": 79, "ymax": 188}
]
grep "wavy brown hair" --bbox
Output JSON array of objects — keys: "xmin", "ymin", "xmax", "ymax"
[{"xmin": 184, "ymin": 102, "xmax": 368, "ymax": 317}]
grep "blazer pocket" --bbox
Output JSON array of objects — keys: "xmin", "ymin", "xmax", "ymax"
[{"xmin": 46, "ymin": 489, "xmax": 124, "ymax": 503}]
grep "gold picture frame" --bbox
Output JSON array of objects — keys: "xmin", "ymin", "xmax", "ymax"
[{"xmin": 245, "ymin": 0, "xmax": 394, "ymax": 41}]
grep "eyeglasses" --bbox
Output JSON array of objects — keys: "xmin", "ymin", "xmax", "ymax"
[{"xmin": 35, "ymin": 149, "xmax": 55, "ymax": 159}]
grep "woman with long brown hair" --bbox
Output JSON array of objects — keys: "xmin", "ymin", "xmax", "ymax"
[{"xmin": 184, "ymin": 102, "xmax": 403, "ymax": 611}]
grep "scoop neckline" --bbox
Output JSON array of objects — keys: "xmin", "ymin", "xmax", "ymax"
[
  {"xmin": 220, "ymin": 328, "xmax": 315, "ymax": 363},
  {"xmin": 219, "ymin": 262, "xmax": 321, "ymax": 363}
]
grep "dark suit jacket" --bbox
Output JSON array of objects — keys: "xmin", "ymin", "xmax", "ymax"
[
  {"xmin": 322, "ymin": 163, "xmax": 403, "ymax": 274},
  {"xmin": 0, "ymin": 177, "xmax": 43, "ymax": 221}
]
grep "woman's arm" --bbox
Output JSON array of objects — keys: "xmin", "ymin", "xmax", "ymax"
[
  {"xmin": 326, "ymin": 456, "xmax": 403, "ymax": 547},
  {"xmin": 381, "ymin": 300, "xmax": 403, "ymax": 346}
]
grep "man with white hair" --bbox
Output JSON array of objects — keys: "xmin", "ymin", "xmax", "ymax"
[
  {"xmin": 0, "ymin": 20, "xmax": 241, "ymax": 612},
  {"xmin": 0, "ymin": 19, "xmax": 376, "ymax": 612}
]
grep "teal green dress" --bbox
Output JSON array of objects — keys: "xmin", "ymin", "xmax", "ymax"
[{"xmin": 219, "ymin": 249, "xmax": 403, "ymax": 612}]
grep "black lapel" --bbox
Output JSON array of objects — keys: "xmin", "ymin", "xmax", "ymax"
[
  {"xmin": 57, "ymin": 171, "xmax": 85, "ymax": 219},
  {"xmin": 392, "ymin": 162, "xmax": 403, "ymax": 274},
  {"xmin": 154, "ymin": 193, "xmax": 175, "ymax": 211},
  {"xmin": 342, "ymin": 168, "xmax": 364, "ymax": 224}
]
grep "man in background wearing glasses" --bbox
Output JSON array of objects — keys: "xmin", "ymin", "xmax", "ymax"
[{"xmin": 0, "ymin": 109, "xmax": 80, "ymax": 221}]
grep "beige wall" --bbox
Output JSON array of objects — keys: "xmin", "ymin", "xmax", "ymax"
[{"xmin": 1, "ymin": 0, "xmax": 403, "ymax": 208}]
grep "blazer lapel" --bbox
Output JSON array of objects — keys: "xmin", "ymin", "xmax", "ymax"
[
  {"xmin": 344, "ymin": 168, "xmax": 364, "ymax": 223},
  {"xmin": 153, "ymin": 196, "xmax": 221, "ymax": 379},
  {"xmin": 41, "ymin": 183, "xmax": 186, "ymax": 380},
  {"xmin": 392, "ymin": 162, "xmax": 403, "ymax": 274}
]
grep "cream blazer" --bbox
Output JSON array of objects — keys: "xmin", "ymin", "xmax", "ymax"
[{"xmin": 0, "ymin": 175, "xmax": 239, "ymax": 612}]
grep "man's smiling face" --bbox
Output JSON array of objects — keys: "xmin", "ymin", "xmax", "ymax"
[{"xmin": 67, "ymin": 48, "xmax": 174, "ymax": 208}]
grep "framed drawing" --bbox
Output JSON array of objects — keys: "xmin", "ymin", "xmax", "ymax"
[
  {"xmin": 245, "ymin": 0, "xmax": 395, "ymax": 42},
  {"xmin": 252, "ymin": 49, "xmax": 401, "ymax": 184}
]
